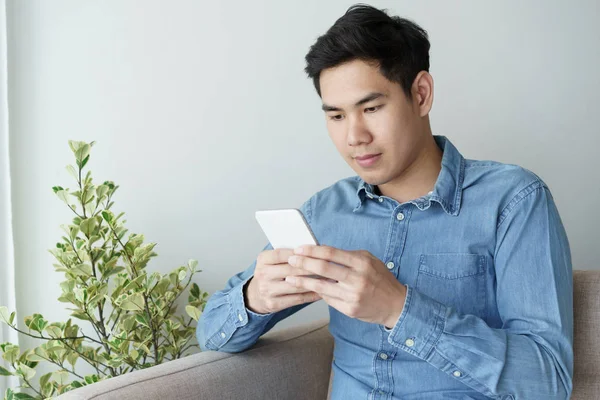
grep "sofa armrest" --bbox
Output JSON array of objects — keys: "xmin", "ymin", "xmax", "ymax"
[{"xmin": 56, "ymin": 318, "xmax": 333, "ymax": 400}]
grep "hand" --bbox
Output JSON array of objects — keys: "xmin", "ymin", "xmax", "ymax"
[
  {"xmin": 244, "ymin": 248, "xmax": 322, "ymax": 314},
  {"xmin": 285, "ymin": 245, "xmax": 407, "ymax": 328}
]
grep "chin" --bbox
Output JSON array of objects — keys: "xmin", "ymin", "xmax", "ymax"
[{"xmin": 356, "ymin": 171, "xmax": 389, "ymax": 186}]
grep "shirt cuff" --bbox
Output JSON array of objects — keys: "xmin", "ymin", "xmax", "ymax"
[
  {"xmin": 386, "ymin": 285, "xmax": 447, "ymax": 359},
  {"xmin": 231, "ymin": 275, "xmax": 274, "ymax": 319},
  {"xmin": 206, "ymin": 275, "xmax": 275, "ymax": 349}
]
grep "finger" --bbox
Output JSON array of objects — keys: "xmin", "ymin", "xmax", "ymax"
[
  {"xmin": 285, "ymin": 275, "xmax": 345, "ymax": 300},
  {"xmin": 258, "ymin": 248, "xmax": 295, "ymax": 265},
  {"xmin": 263, "ymin": 263, "xmax": 318, "ymax": 280},
  {"xmin": 288, "ymin": 255, "xmax": 349, "ymax": 283},
  {"xmin": 275, "ymin": 292, "xmax": 322, "ymax": 310},
  {"xmin": 294, "ymin": 245, "xmax": 361, "ymax": 270},
  {"xmin": 268, "ymin": 280, "xmax": 320, "ymax": 296},
  {"xmin": 318, "ymin": 292, "xmax": 346, "ymax": 313}
]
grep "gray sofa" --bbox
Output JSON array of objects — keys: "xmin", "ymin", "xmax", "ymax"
[{"xmin": 57, "ymin": 270, "xmax": 599, "ymax": 399}]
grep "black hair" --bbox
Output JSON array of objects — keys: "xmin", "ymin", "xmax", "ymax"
[{"xmin": 304, "ymin": 4, "xmax": 430, "ymax": 99}]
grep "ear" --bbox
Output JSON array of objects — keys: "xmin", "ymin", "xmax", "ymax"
[{"xmin": 411, "ymin": 71, "xmax": 434, "ymax": 117}]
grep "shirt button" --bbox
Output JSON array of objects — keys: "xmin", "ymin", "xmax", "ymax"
[
  {"xmin": 379, "ymin": 352, "xmax": 388, "ymax": 360},
  {"xmin": 386, "ymin": 261, "xmax": 395, "ymax": 270},
  {"xmin": 378, "ymin": 197, "xmax": 384, "ymax": 203},
  {"xmin": 238, "ymin": 313, "xmax": 243, "ymax": 322},
  {"xmin": 396, "ymin": 212, "xmax": 405, "ymax": 221},
  {"xmin": 453, "ymin": 370, "xmax": 462, "ymax": 378},
  {"xmin": 405, "ymin": 338, "xmax": 415, "ymax": 347},
  {"xmin": 220, "ymin": 332, "xmax": 226, "ymax": 338}
]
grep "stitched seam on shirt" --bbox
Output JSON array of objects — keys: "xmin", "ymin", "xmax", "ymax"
[
  {"xmin": 306, "ymin": 194, "xmax": 314, "ymax": 224},
  {"xmin": 423, "ymin": 302, "xmax": 446, "ymax": 359},
  {"xmin": 496, "ymin": 180, "xmax": 545, "ymax": 228},
  {"xmin": 382, "ymin": 207, "xmax": 398, "ymax": 264},
  {"xmin": 453, "ymin": 157, "xmax": 465, "ymax": 214}
]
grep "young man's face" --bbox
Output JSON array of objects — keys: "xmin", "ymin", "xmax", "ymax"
[{"xmin": 319, "ymin": 59, "xmax": 429, "ymax": 186}]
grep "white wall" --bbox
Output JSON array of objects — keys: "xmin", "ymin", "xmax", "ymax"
[{"xmin": 6, "ymin": 0, "xmax": 599, "ymax": 362}]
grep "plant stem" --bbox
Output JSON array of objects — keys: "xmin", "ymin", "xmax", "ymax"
[
  {"xmin": 107, "ymin": 223, "xmax": 160, "ymax": 364},
  {"xmin": 68, "ymin": 205, "xmax": 84, "ymax": 219},
  {"xmin": 157, "ymin": 273, "xmax": 194, "ymax": 319},
  {"xmin": 110, "ymin": 308, "xmax": 122, "ymax": 332},
  {"xmin": 4, "ymin": 323, "xmax": 102, "ymax": 345},
  {"xmin": 78, "ymin": 165, "xmax": 87, "ymax": 219},
  {"xmin": 12, "ymin": 362, "xmax": 44, "ymax": 398},
  {"xmin": 83, "ymin": 308, "xmax": 116, "ymax": 376},
  {"xmin": 38, "ymin": 354, "xmax": 85, "ymax": 380},
  {"xmin": 60, "ymin": 340, "xmax": 110, "ymax": 376}
]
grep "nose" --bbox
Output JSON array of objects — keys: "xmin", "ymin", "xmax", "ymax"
[{"xmin": 346, "ymin": 114, "xmax": 373, "ymax": 147}]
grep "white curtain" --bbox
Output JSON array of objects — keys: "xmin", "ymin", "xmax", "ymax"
[{"xmin": 0, "ymin": 0, "xmax": 19, "ymax": 395}]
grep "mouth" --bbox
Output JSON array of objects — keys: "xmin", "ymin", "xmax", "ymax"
[{"xmin": 354, "ymin": 153, "xmax": 381, "ymax": 167}]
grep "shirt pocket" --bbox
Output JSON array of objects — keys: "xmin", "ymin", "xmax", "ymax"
[{"xmin": 415, "ymin": 253, "xmax": 487, "ymax": 318}]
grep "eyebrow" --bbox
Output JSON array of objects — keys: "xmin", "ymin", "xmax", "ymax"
[{"xmin": 321, "ymin": 92, "xmax": 387, "ymax": 112}]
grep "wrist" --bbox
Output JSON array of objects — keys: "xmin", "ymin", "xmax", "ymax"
[{"xmin": 244, "ymin": 277, "xmax": 265, "ymax": 314}]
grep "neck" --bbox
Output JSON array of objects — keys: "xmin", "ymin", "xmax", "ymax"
[{"xmin": 377, "ymin": 135, "xmax": 443, "ymax": 203}]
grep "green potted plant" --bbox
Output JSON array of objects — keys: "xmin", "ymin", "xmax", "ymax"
[{"xmin": 0, "ymin": 141, "xmax": 208, "ymax": 399}]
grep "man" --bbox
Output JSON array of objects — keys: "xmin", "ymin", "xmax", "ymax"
[{"xmin": 197, "ymin": 4, "xmax": 573, "ymax": 399}]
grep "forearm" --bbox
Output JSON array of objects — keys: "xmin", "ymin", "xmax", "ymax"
[{"xmin": 386, "ymin": 286, "xmax": 572, "ymax": 399}]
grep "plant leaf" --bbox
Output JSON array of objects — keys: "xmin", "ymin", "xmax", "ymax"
[
  {"xmin": 120, "ymin": 293, "xmax": 145, "ymax": 311},
  {"xmin": 52, "ymin": 370, "xmax": 69, "ymax": 386},
  {"xmin": 185, "ymin": 305, "xmax": 201, "ymax": 321},
  {"xmin": 70, "ymin": 263, "xmax": 93, "ymax": 277},
  {"xmin": 135, "ymin": 314, "xmax": 148, "ymax": 327},
  {"xmin": 0, "ymin": 306, "xmax": 10, "ymax": 324},
  {"xmin": 104, "ymin": 266, "xmax": 125, "ymax": 279},
  {"xmin": 66, "ymin": 164, "xmax": 78, "ymax": 181},
  {"xmin": 70, "ymin": 311, "xmax": 91, "ymax": 322},
  {"xmin": 0, "ymin": 366, "xmax": 11, "ymax": 376},
  {"xmin": 68, "ymin": 140, "xmax": 83, "ymax": 154},
  {"xmin": 75, "ymin": 143, "xmax": 91, "ymax": 165},
  {"xmin": 190, "ymin": 283, "xmax": 200, "ymax": 299},
  {"xmin": 39, "ymin": 372, "xmax": 52, "ymax": 388},
  {"xmin": 45, "ymin": 325, "xmax": 63, "ymax": 339},
  {"xmin": 15, "ymin": 363, "xmax": 36, "ymax": 380},
  {"xmin": 80, "ymin": 218, "xmax": 98, "ymax": 238},
  {"xmin": 56, "ymin": 189, "xmax": 70, "ymax": 204},
  {"xmin": 13, "ymin": 393, "xmax": 36, "ymax": 400},
  {"xmin": 41, "ymin": 381, "xmax": 55, "ymax": 398},
  {"xmin": 1, "ymin": 344, "xmax": 19, "ymax": 364}
]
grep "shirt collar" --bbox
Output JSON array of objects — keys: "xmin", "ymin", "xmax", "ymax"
[{"xmin": 354, "ymin": 135, "xmax": 465, "ymax": 216}]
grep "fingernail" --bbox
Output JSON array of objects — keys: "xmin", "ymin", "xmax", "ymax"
[
  {"xmin": 294, "ymin": 247, "xmax": 304, "ymax": 254},
  {"xmin": 285, "ymin": 276, "xmax": 296, "ymax": 284},
  {"xmin": 288, "ymin": 256, "xmax": 298, "ymax": 266}
]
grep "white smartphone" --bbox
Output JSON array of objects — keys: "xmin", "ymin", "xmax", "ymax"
[
  {"xmin": 254, "ymin": 208, "xmax": 319, "ymax": 249},
  {"xmin": 255, "ymin": 208, "xmax": 324, "ymax": 280}
]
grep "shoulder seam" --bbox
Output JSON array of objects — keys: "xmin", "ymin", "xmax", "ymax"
[{"xmin": 497, "ymin": 179, "xmax": 546, "ymax": 229}]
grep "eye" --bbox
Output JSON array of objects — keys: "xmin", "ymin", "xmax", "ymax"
[
  {"xmin": 365, "ymin": 105, "xmax": 383, "ymax": 113},
  {"xmin": 329, "ymin": 114, "xmax": 344, "ymax": 121}
]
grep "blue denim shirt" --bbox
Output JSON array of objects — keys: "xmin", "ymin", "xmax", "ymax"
[{"xmin": 196, "ymin": 136, "xmax": 573, "ymax": 399}]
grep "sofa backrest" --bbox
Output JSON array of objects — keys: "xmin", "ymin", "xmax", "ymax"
[{"xmin": 572, "ymin": 269, "xmax": 600, "ymax": 399}]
